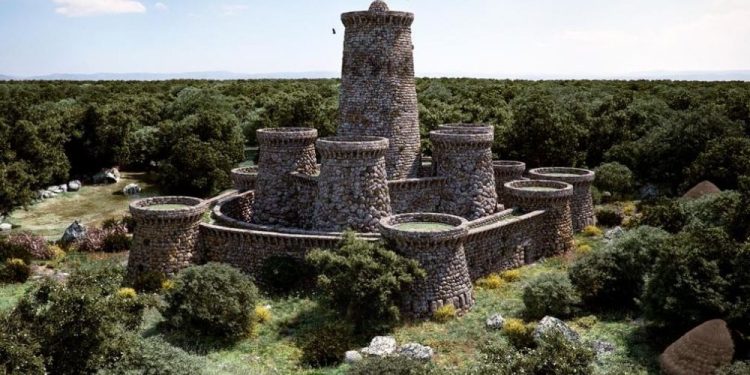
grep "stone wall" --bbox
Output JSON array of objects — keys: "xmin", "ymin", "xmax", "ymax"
[
  {"xmin": 313, "ymin": 136, "xmax": 392, "ymax": 232},
  {"xmin": 464, "ymin": 209, "xmax": 546, "ymax": 280},
  {"xmin": 339, "ymin": 2, "xmax": 421, "ymax": 180},
  {"xmin": 431, "ymin": 129, "xmax": 498, "ymax": 220},
  {"xmin": 493, "ymin": 161, "xmax": 526, "ymax": 204},
  {"xmin": 388, "ymin": 177, "xmax": 445, "ymax": 214},
  {"xmin": 504, "ymin": 180, "xmax": 575, "ymax": 256},
  {"xmin": 230, "ymin": 166, "xmax": 258, "ymax": 191},
  {"xmin": 290, "ymin": 172, "xmax": 319, "ymax": 229},
  {"xmin": 379, "ymin": 213, "xmax": 474, "ymax": 317},
  {"xmin": 126, "ymin": 196, "xmax": 208, "ymax": 283},
  {"xmin": 528, "ymin": 167, "xmax": 595, "ymax": 232},
  {"xmin": 252, "ymin": 128, "xmax": 318, "ymax": 227}
]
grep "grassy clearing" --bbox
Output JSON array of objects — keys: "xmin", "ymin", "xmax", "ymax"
[
  {"xmin": 6, "ymin": 172, "xmax": 158, "ymax": 240},
  {"xmin": 395, "ymin": 222, "xmax": 455, "ymax": 232}
]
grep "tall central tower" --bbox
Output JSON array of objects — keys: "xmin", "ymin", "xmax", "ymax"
[{"xmin": 339, "ymin": 0, "xmax": 421, "ymax": 180}]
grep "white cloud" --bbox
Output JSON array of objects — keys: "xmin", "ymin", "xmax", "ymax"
[
  {"xmin": 154, "ymin": 2, "xmax": 167, "ymax": 11},
  {"xmin": 53, "ymin": 0, "xmax": 146, "ymax": 17},
  {"xmin": 221, "ymin": 4, "xmax": 248, "ymax": 16}
]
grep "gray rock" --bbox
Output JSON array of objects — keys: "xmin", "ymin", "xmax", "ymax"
[
  {"xmin": 486, "ymin": 313, "xmax": 505, "ymax": 330},
  {"xmin": 533, "ymin": 316, "xmax": 580, "ymax": 343},
  {"xmin": 0, "ymin": 223, "xmax": 12, "ymax": 232},
  {"xmin": 68, "ymin": 180, "xmax": 82, "ymax": 191},
  {"xmin": 61, "ymin": 220, "xmax": 86, "ymax": 244},
  {"xmin": 122, "ymin": 183, "xmax": 141, "ymax": 195},
  {"xmin": 93, "ymin": 168, "xmax": 120, "ymax": 184},
  {"xmin": 396, "ymin": 343, "xmax": 434, "ymax": 361},
  {"xmin": 605, "ymin": 226, "xmax": 625, "ymax": 240},
  {"xmin": 36, "ymin": 190, "xmax": 47, "ymax": 200},
  {"xmin": 591, "ymin": 340, "xmax": 616, "ymax": 356},
  {"xmin": 344, "ymin": 350, "xmax": 363, "ymax": 364},
  {"xmin": 360, "ymin": 336, "xmax": 398, "ymax": 357},
  {"xmin": 58, "ymin": 184, "xmax": 68, "ymax": 193},
  {"xmin": 42, "ymin": 191, "xmax": 57, "ymax": 199},
  {"xmin": 47, "ymin": 185, "xmax": 63, "ymax": 193},
  {"xmin": 639, "ymin": 184, "xmax": 659, "ymax": 200}
]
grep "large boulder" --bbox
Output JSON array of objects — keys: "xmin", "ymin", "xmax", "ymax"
[
  {"xmin": 486, "ymin": 313, "xmax": 505, "ymax": 330},
  {"xmin": 396, "ymin": 343, "xmax": 434, "ymax": 361},
  {"xmin": 68, "ymin": 180, "xmax": 82, "ymax": 191},
  {"xmin": 533, "ymin": 316, "xmax": 580, "ymax": 343},
  {"xmin": 93, "ymin": 168, "xmax": 120, "ymax": 184},
  {"xmin": 61, "ymin": 220, "xmax": 87, "ymax": 244},
  {"xmin": 660, "ymin": 319, "xmax": 734, "ymax": 375},
  {"xmin": 683, "ymin": 181, "xmax": 721, "ymax": 200},
  {"xmin": 122, "ymin": 183, "xmax": 141, "ymax": 196},
  {"xmin": 0, "ymin": 223, "xmax": 11, "ymax": 232},
  {"xmin": 360, "ymin": 336, "xmax": 398, "ymax": 357},
  {"xmin": 344, "ymin": 350, "xmax": 363, "ymax": 364}
]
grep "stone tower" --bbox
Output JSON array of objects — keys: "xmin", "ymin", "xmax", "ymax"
[{"xmin": 339, "ymin": 0, "xmax": 421, "ymax": 180}]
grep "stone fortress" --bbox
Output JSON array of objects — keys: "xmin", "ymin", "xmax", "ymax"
[{"xmin": 126, "ymin": 0, "xmax": 595, "ymax": 318}]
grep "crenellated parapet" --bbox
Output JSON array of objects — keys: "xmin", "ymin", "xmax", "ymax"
[
  {"xmin": 126, "ymin": 196, "xmax": 208, "ymax": 283},
  {"xmin": 313, "ymin": 136, "xmax": 392, "ymax": 232},
  {"xmin": 379, "ymin": 213, "xmax": 474, "ymax": 317},
  {"xmin": 431, "ymin": 129, "xmax": 498, "ymax": 220},
  {"xmin": 252, "ymin": 128, "xmax": 318, "ymax": 227},
  {"xmin": 528, "ymin": 167, "xmax": 595, "ymax": 232},
  {"xmin": 504, "ymin": 180, "xmax": 575, "ymax": 257}
]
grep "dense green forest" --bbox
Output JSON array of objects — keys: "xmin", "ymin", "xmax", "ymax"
[{"xmin": 1, "ymin": 79, "xmax": 749, "ymax": 214}]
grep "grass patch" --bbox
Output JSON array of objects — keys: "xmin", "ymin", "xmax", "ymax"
[
  {"xmin": 0, "ymin": 283, "xmax": 30, "ymax": 311},
  {"xmin": 395, "ymin": 222, "xmax": 455, "ymax": 232},
  {"xmin": 145, "ymin": 204, "xmax": 191, "ymax": 211}
]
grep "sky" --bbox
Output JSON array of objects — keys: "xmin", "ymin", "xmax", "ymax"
[{"xmin": 0, "ymin": 0, "xmax": 748, "ymax": 78}]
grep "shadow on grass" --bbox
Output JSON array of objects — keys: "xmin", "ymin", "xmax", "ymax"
[{"xmin": 143, "ymin": 321, "xmax": 241, "ymax": 354}]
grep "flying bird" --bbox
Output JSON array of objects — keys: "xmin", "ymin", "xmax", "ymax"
[{"xmin": 332, "ymin": 28, "xmax": 336, "ymax": 35}]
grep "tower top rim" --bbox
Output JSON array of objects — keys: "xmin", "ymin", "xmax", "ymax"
[{"xmin": 369, "ymin": 1, "xmax": 389, "ymax": 12}]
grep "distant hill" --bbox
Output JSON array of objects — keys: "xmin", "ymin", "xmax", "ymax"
[{"xmin": 1, "ymin": 70, "xmax": 748, "ymax": 81}]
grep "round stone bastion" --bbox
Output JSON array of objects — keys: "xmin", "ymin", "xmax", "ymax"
[
  {"xmin": 493, "ymin": 160, "xmax": 527, "ymax": 203},
  {"xmin": 313, "ymin": 136, "xmax": 392, "ymax": 232},
  {"xmin": 126, "ymin": 196, "xmax": 208, "ymax": 283},
  {"xmin": 252, "ymin": 127, "xmax": 318, "ymax": 227},
  {"xmin": 431, "ymin": 129, "xmax": 498, "ymax": 220},
  {"xmin": 379, "ymin": 213, "xmax": 474, "ymax": 317},
  {"xmin": 504, "ymin": 180, "xmax": 575, "ymax": 258},
  {"xmin": 528, "ymin": 167, "xmax": 595, "ymax": 232},
  {"xmin": 230, "ymin": 166, "xmax": 258, "ymax": 191}
]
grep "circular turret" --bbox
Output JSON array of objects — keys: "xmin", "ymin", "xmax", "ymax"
[
  {"xmin": 493, "ymin": 161, "xmax": 526, "ymax": 203},
  {"xmin": 252, "ymin": 127, "xmax": 318, "ymax": 227},
  {"xmin": 380, "ymin": 213, "xmax": 474, "ymax": 317},
  {"xmin": 504, "ymin": 180, "xmax": 574, "ymax": 257},
  {"xmin": 126, "ymin": 196, "xmax": 208, "ymax": 283},
  {"xmin": 313, "ymin": 136, "xmax": 392, "ymax": 232},
  {"xmin": 339, "ymin": 2, "xmax": 420, "ymax": 180},
  {"xmin": 431, "ymin": 129, "xmax": 498, "ymax": 220},
  {"xmin": 230, "ymin": 166, "xmax": 258, "ymax": 191},
  {"xmin": 528, "ymin": 167, "xmax": 595, "ymax": 232}
]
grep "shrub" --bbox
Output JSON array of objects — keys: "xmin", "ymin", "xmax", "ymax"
[
  {"xmin": 681, "ymin": 191, "xmax": 741, "ymax": 233},
  {"xmin": 298, "ymin": 321, "xmax": 355, "ymax": 367},
  {"xmin": 101, "ymin": 225, "xmax": 131, "ymax": 253},
  {"xmin": 0, "ymin": 315, "xmax": 45, "ymax": 375},
  {"xmin": 475, "ymin": 274, "xmax": 505, "ymax": 290},
  {"xmin": 575, "ymin": 244, "xmax": 592, "ymax": 257},
  {"xmin": 259, "ymin": 255, "xmax": 315, "ymax": 294},
  {"xmin": 573, "ymin": 315, "xmax": 599, "ymax": 329},
  {"xmin": 641, "ymin": 225, "xmax": 750, "ymax": 338},
  {"xmin": 48, "ymin": 245, "xmax": 65, "ymax": 259},
  {"xmin": 0, "ymin": 238, "xmax": 32, "ymax": 264},
  {"xmin": 162, "ymin": 263, "xmax": 259, "ymax": 340},
  {"xmin": 433, "ymin": 304, "xmax": 457, "ymax": 323},
  {"xmin": 130, "ymin": 270, "xmax": 167, "ymax": 293},
  {"xmin": 161, "ymin": 279, "xmax": 175, "ymax": 291},
  {"xmin": 474, "ymin": 331, "xmax": 595, "ymax": 375},
  {"xmin": 637, "ymin": 198, "xmax": 686, "ymax": 233},
  {"xmin": 306, "ymin": 232, "xmax": 425, "ymax": 333},
  {"xmin": 348, "ymin": 356, "xmax": 441, "ymax": 375},
  {"xmin": 569, "ymin": 226, "xmax": 670, "ymax": 310},
  {"xmin": 522, "ymin": 271, "xmax": 578, "ymax": 319},
  {"xmin": 116, "ymin": 287, "xmax": 137, "ymax": 299},
  {"xmin": 582, "ymin": 225, "xmax": 603, "ymax": 237},
  {"xmin": 6, "ymin": 232, "xmax": 52, "ymax": 260},
  {"xmin": 75, "ymin": 227, "xmax": 107, "ymax": 252},
  {"xmin": 7, "ymin": 267, "xmax": 148, "ymax": 374},
  {"xmin": 503, "ymin": 318, "xmax": 535, "ymax": 349},
  {"xmin": 717, "ymin": 362, "xmax": 750, "ymax": 375},
  {"xmin": 254, "ymin": 305, "xmax": 271, "ymax": 324},
  {"xmin": 500, "ymin": 269, "xmax": 521, "ymax": 282},
  {"xmin": 0, "ymin": 258, "xmax": 31, "ymax": 283},
  {"xmin": 595, "ymin": 206, "xmax": 624, "ymax": 227},
  {"xmin": 594, "ymin": 162, "xmax": 634, "ymax": 197},
  {"xmin": 99, "ymin": 337, "xmax": 204, "ymax": 375}
]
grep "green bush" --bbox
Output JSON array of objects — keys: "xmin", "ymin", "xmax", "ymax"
[
  {"xmin": 129, "ymin": 270, "xmax": 167, "ymax": 293},
  {"xmin": 522, "ymin": 271, "xmax": 578, "ymax": 319},
  {"xmin": 101, "ymin": 225, "xmax": 131, "ymax": 253},
  {"xmin": 717, "ymin": 361, "xmax": 750, "ymax": 375},
  {"xmin": 306, "ymin": 232, "xmax": 425, "ymax": 333},
  {"xmin": 641, "ymin": 225, "xmax": 750, "ymax": 338},
  {"xmin": 7, "ymin": 267, "xmax": 148, "ymax": 374},
  {"xmin": 259, "ymin": 256, "xmax": 315, "ymax": 294},
  {"xmin": 348, "ymin": 356, "xmax": 441, "ymax": 375},
  {"xmin": 0, "ymin": 258, "xmax": 32, "ymax": 284},
  {"xmin": 569, "ymin": 226, "xmax": 670, "ymax": 309},
  {"xmin": 0, "ymin": 239, "xmax": 32, "ymax": 264},
  {"xmin": 0, "ymin": 315, "xmax": 45, "ymax": 375},
  {"xmin": 637, "ymin": 198, "xmax": 686, "ymax": 233},
  {"xmin": 162, "ymin": 263, "xmax": 258, "ymax": 340},
  {"xmin": 594, "ymin": 162, "xmax": 634, "ymax": 197},
  {"xmin": 594, "ymin": 206, "xmax": 624, "ymax": 227},
  {"xmin": 298, "ymin": 321, "xmax": 355, "ymax": 367},
  {"xmin": 681, "ymin": 191, "xmax": 741, "ymax": 233},
  {"xmin": 98, "ymin": 337, "xmax": 204, "ymax": 375},
  {"xmin": 473, "ymin": 331, "xmax": 595, "ymax": 375}
]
